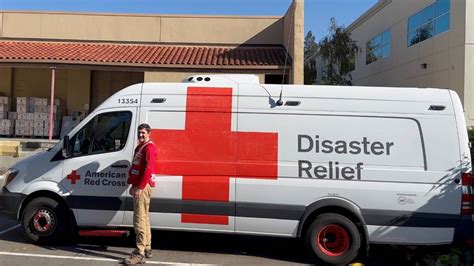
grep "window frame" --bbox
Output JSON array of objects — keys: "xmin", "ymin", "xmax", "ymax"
[
  {"xmin": 407, "ymin": 0, "xmax": 450, "ymax": 47},
  {"xmin": 68, "ymin": 110, "xmax": 133, "ymax": 159},
  {"xmin": 366, "ymin": 29, "xmax": 391, "ymax": 65}
]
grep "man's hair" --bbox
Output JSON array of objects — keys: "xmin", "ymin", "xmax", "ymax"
[{"xmin": 137, "ymin": 123, "xmax": 151, "ymax": 133}]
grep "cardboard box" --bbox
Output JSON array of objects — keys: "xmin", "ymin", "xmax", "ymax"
[
  {"xmin": 0, "ymin": 97, "xmax": 9, "ymax": 105},
  {"xmin": 17, "ymin": 104, "xmax": 31, "ymax": 113},
  {"xmin": 16, "ymin": 97, "xmax": 30, "ymax": 105},
  {"xmin": 8, "ymin": 112, "xmax": 17, "ymax": 120},
  {"xmin": 0, "ymin": 126, "xmax": 14, "ymax": 135},
  {"xmin": 0, "ymin": 111, "xmax": 6, "ymax": 119},
  {"xmin": 0, "ymin": 104, "xmax": 9, "ymax": 112},
  {"xmin": 26, "ymin": 113, "xmax": 35, "ymax": 120},
  {"xmin": 0, "ymin": 119, "xmax": 14, "ymax": 127}
]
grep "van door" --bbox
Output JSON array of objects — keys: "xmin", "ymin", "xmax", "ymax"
[
  {"xmin": 122, "ymin": 84, "xmax": 237, "ymax": 233},
  {"xmin": 61, "ymin": 108, "xmax": 136, "ymax": 226}
]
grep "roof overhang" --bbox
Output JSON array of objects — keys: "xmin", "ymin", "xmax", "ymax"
[{"xmin": 0, "ymin": 40, "xmax": 291, "ymax": 71}]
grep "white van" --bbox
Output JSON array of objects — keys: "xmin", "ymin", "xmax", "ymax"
[{"xmin": 1, "ymin": 75, "xmax": 473, "ymax": 264}]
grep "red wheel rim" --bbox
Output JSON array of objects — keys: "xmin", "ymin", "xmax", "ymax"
[
  {"xmin": 32, "ymin": 209, "xmax": 56, "ymax": 234},
  {"xmin": 316, "ymin": 224, "xmax": 350, "ymax": 257}
]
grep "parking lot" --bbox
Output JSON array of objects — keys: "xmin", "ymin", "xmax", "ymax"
[
  {"xmin": 4, "ymin": 216, "xmax": 472, "ymax": 266},
  {"xmin": 0, "ymin": 216, "xmax": 318, "ymax": 265}
]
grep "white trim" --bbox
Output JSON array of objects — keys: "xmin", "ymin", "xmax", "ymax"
[
  {"xmin": 0, "ymin": 224, "xmax": 21, "ymax": 235},
  {"xmin": 0, "ymin": 251, "xmax": 213, "ymax": 265}
]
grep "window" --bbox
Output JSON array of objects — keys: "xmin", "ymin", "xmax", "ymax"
[
  {"xmin": 69, "ymin": 111, "xmax": 132, "ymax": 157},
  {"xmin": 408, "ymin": 0, "xmax": 450, "ymax": 47},
  {"xmin": 366, "ymin": 30, "xmax": 391, "ymax": 64}
]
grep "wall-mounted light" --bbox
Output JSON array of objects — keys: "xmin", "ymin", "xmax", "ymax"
[{"xmin": 420, "ymin": 63, "xmax": 428, "ymax": 69}]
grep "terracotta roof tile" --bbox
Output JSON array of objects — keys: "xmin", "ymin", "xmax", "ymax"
[{"xmin": 0, "ymin": 41, "xmax": 290, "ymax": 69}]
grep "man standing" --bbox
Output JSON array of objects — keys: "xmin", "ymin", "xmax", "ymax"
[{"xmin": 123, "ymin": 123, "xmax": 157, "ymax": 264}]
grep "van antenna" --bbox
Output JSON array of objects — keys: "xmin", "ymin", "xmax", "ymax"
[{"xmin": 277, "ymin": 4, "xmax": 294, "ymax": 106}]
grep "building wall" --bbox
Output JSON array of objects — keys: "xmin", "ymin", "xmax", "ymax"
[
  {"xmin": 0, "ymin": 67, "xmax": 12, "ymax": 98},
  {"xmin": 0, "ymin": 6, "xmax": 304, "ymax": 84},
  {"xmin": 65, "ymin": 69, "xmax": 91, "ymax": 115},
  {"xmin": 348, "ymin": 0, "xmax": 470, "ymax": 123},
  {"xmin": 465, "ymin": 1, "xmax": 474, "ymax": 125},
  {"xmin": 0, "ymin": 11, "xmax": 283, "ymax": 45},
  {"xmin": 10, "ymin": 68, "xmax": 91, "ymax": 114},
  {"xmin": 283, "ymin": 0, "xmax": 304, "ymax": 84}
]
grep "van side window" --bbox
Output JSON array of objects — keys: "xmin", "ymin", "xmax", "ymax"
[
  {"xmin": 70, "ymin": 119, "xmax": 94, "ymax": 157},
  {"xmin": 68, "ymin": 111, "xmax": 132, "ymax": 157},
  {"xmin": 91, "ymin": 112, "xmax": 132, "ymax": 154}
]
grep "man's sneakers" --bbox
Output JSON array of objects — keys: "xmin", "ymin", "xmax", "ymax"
[
  {"xmin": 145, "ymin": 248, "xmax": 152, "ymax": 259},
  {"xmin": 122, "ymin": 249, "xmax": 145, "ymax": 265}
]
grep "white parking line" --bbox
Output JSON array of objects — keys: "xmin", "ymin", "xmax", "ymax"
[
  {"xmin": 0, "ymin": 224, "xmax": 21, "ymax": 235},
  {"xmin": 0, "ymin": 251, "xmax": 213, "ymax": 265}
]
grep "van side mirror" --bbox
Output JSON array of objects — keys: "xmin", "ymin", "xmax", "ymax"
[{"xmin": 62, "ymin": 136, "xmax": 71, "ymax": 158}]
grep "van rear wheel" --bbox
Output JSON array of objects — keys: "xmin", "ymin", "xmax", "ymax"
[
  {"xmin": 22, "ymin": 197, "xmax": 71, "ymax": 244},
  {"xmin": 305, "ymin": 213, "xmax": 361, "ymax": 265}
]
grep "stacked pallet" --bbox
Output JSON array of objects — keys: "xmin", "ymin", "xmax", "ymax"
[
  {"xmin": 0, "ymin": 97, "xmax": 13, "ymax": 135},
  {"xmin": 14, "ymin": 97, "xmax": 62, "ymax": 137}
]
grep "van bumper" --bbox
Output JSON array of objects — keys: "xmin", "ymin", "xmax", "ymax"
[
  {"xmin": 453, "ymin": 215, "xmax": 474, "ymax": 245},
  {"xmin": 0, "ymin": 186, "xmax": 26, "ymax": 221}
]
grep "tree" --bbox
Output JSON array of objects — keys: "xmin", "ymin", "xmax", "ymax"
[
  {"xmin": 318, "ymin": 18, "xmax": 360, "ymax": 85},
  {"xmin": 304, "ymin": 31, "xmax": 318, "ymax": 85}
]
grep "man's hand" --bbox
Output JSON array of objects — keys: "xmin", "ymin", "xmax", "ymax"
[
  {"xmin": 129, "ymin": 187, "xmax": 136, "ymax": 196},
  {"xmin": 133, "ymin": 188, "xmax": 142, "ymax": 199}
]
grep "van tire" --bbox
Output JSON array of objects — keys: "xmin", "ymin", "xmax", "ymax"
[
  {"xmin": 305, "ymin": 213, "xmax": 361, "ymax": 265},
  {"xmin": 21, "ymin": 197, "xmax": 71, "ymax": 244}
]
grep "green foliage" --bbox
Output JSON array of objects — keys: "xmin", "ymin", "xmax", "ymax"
[
  {"xmin": 318, "ymin": 18, "xmax": 360, "ymax": 85},
  {"xmin": 304, "ymin": 31, "xmax": 318, "ymax": 85},
  {"xmin": 468, "ymin": 128, "xmax": 474, "ymax": 143}
]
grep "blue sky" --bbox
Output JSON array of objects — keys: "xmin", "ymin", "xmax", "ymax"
[{"xmin": 0, "ymin": 0, "xmax": 377, "ymax": 41}]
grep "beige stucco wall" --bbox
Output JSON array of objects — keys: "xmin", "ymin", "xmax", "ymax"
[
  {"xmin": 0, "ymin": 67, "xmax": 12, "ymax": 97},
  {"xmin": 0, "ymin": 11, "xmax": 283, "ymax": 45},
  {"xmin": 0, "ymin": 13, "xmax": 3, "ymax": 38},
  {"xmin": 65, "ymin": 69, "xmax": 91, "ymax": 115},
  {"xmin": 283, "ymin": 0, "xmax": 304, "ymax": 84},
  {"xmin": 12, "ymin": 68, "xmax": 90, "ymax": 114},
  {"xmin": 160, "ymin": 17, "xmax": 283, "ymax": 45},
  {"xmin": 349, "ymin": 0, "xmax": 470, "ymax": 123},
  {"xmin": 465, "ymin": 1, "xmax": 474, "ymax": 125},
  {"xmin": 144, "ymin": 71, "xmax": 265, "ymax": 84}
]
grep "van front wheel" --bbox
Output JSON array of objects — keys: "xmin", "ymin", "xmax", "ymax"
[
  {"xmin": 21, "ymin": 197, "xmax": 71, "ymax": 244},
  {"xmin": 305, "ymin": 213, "xmax": 361, "ymax": 265}
]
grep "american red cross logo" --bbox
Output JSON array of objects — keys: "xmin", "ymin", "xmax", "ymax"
[
  {"xmin": 153, "ymin": 87, "xmax": 278, "ymax": 225},
  {"xmin": 67, "ymin": 170, "xmax": 81, "ymax": 185}
]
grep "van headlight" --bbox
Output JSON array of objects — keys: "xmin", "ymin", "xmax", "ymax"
[{"xmin": 3, "ymin": 168, "xmax": 19, "ymax": 187}]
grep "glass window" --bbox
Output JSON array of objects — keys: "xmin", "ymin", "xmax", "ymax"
[
  {"xmin": 91, "ymin": 112, "xmax": 132, "ymax": 154},
  {"xmin": 435, "ymin": 0, "xmax": 450, "ymax": 17},
  {"xmin": 434, "ymin": 13, "xmax": 450, "ymax": 35},
  {"xmin": 408, "ymin": 13, "xmax": 420, "ymax": 31},
  {"xmin": 70, "ymin": 120, "xmax": 95, "ymax": 157},
  {"xmin": 419, "ymin": 22, "xmax": 434, "ymax": 42},
  {"xmin": 366, "ymin": 30, "xmax": 390, "ymax": 64},
  {"xmin": 407, "ymin": 0, "xmax": 450, "ymax": 47},
  {"xmin": 373, "ymin": 35, "xmax": 382, "ymax": 47},
  {"xmin": 382, "ymin": 45, "xmax": 390, "ymax": 58},
  {"xmin": 382, "ymin": 31, "xmax": 391, "ymax": 45},
  {"xmin": 408, "ymin": 30, "xmax": 419, "ymax": 46},
  {"xmin": 68, "ymin": 111, "xmax": 132, "ymax": 157},
  {"xmin": 420, "ymin": 5, "xmax": 434, "ymax": 25}
]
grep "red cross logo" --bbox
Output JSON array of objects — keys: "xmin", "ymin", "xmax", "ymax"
[
  {"xmin": 67, "ymin": 170, "xmax": 81, "ymax": 185},
  {"xmin": 153, "ymin": 87, "xmax": 278, "ymax": 225}
]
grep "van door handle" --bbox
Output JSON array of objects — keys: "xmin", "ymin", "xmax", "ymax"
[{"xmin": 111, "ymin": 164, "xmax": 128, "ymax": 168}]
